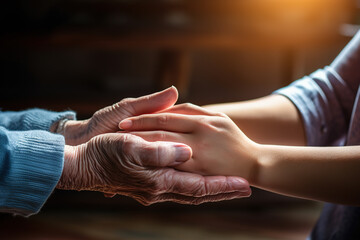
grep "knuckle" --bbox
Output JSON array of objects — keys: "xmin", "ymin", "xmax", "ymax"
[
  {"xmin": 197, "ymin": 116, "xmax": 211, "ymax": 128},
  {"xmin": 138, "ymin": 142, "xmax": 171, "ymax": 167},
  {"xmin": 119, "ymin": 134, "xmax": 136, "ymax": 156},
  {"xmin": 111, "ymin": 102, "xmax": 121, "ymax": 111},
  {"xmin": 120, "ymin": 97, "xmax": 135, "ymax": 105},
  {"xmin": 181, "ymin": 102, "xmax": 195, "ymax": 109},
  {"xmin": 216, "ymin": 112, "xmax": 228, "ymax": 118},
  {"xmin": 119, "ymin": 98, "xmax": 136, "ymax": 114},
  {"xmin": 155, "ymin": 131, "xmax": 167, "ymax": 141},
  {"xmin": 141, "ymin": 95, "xmax": 151, "ymax": 102},
  {"xmin": 208, "ymin": 116, "xmax": 227, "ymax": 129},
  {"xmin": 157, "ymin": 115, "xmax": 169, "ymax": 126},
  {"xmin": 145, "ymin": 142, "xmax": 163, "ymax": 166}
]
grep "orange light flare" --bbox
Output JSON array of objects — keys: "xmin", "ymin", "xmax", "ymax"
[{"xmin": 208, "ymin": 0, "xmax": 355, "ymax": 48}]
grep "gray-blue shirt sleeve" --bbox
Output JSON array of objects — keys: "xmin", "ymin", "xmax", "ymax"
[{"xmin": 274, "ymin": 31, "xmax": 360, "ymax": 146}]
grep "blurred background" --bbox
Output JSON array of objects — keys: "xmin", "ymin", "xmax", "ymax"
[{"xmin": 1, "ymin": 0, "xmax": 360, "ymax": 239}]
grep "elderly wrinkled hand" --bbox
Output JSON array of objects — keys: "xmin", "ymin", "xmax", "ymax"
[
  {"xmin": 57, "ymin": 133, "xmax": 251, "ymax": 205},
  {"xmin": 55, "ymin": 87, "xmax": 251, "ymax": 204},
  {"xmin": 62, "ymin": 87, "xmax": 179, "ymax": 146}
]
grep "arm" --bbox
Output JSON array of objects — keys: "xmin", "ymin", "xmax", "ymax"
[
  {"xmin": 120, "ymin": 108, "xmax": 360, "ymax": 205},
  {"xmin": 256, "ymin": 144, "xmax": 360, "ymax": 205},
  {"xmin": 251, "ymin": 31, "xmax": 360, "ymax": 203},
  {"xmin": 118, "ymin": 32, "xmax": 360, "ymax": 204},
  {"xmin": 204, "ymin": 95, "xmax": 306, "ymax": 146},
  {"xmin": 204, "ymin": 31, "xmax": 360, "ymax": 147}
]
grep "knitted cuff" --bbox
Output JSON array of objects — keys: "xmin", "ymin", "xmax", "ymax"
[
  {"xmin": 1, "ymin": 130, "xmax": 65, "ymax": 216},
  {"xmin": 22, "ymin": 109, "xmax": 76, "ymax": 132}
]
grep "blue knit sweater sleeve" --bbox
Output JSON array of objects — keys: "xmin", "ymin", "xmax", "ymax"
[
  {"xmin": 0, "ymin": 108, "xmax": 77, "ymax": 216},
  {"xmin": 0, "ymin": 108, "xmax": 76, "ymax": 131},
  {"xmin": 0, "ymin": 127, "xmax": 65, "ymax": 216}
]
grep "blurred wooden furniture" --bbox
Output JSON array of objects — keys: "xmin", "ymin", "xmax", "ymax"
[{"xmin": 1, "ymin": 0, "xmax": 355, "ymax": 107}]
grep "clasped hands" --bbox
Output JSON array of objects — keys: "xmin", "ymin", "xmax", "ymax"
[{"xmin": 57, "ymin": 87, "xmax": 252, "ymax": 205}]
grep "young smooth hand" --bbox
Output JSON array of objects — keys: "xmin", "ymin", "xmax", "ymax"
[
  {"xmin": 61, "ymin": 87, "xmax": 179, "ymax": 146},
  {"xmin": 119, "ymin": 103, "xmax": 260, "ymax": 183},
  {"xmin": 58, "ymin": 133, "xmax": 251, "ymax": 205}
]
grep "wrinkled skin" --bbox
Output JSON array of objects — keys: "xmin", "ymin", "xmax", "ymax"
[
  {"xmin": 58, "ymin": 87, "xmax": 182, "ymax": 198},
  {"xmin": 119, "ymin": 103, "xmax": 259, "ymax": 182},
  {"xmin": 57, "ymin": 88, "xmax": 252, "ymax": 204},
  {"xmin": 57, "ymin": 133, "xmax": 251, "ymax": 205},
  {"xmin": 63, "ymin": 87, "xmax": 180, "ymax": 146}
]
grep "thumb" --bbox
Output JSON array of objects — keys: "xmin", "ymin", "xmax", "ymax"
[
  {"xmin": 136, "ymin": 140, "xmax": 192, "ymax": 167},
  {"xmin": 118, "ymin": 86, "xmax": 178, "ymax": 120}
]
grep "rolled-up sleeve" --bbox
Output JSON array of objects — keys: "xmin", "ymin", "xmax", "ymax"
[
  {"xmin": 0, "ymin": 127, "xmax": 64, "ymax": 217},
  {"xmin": 274, "ymin": 31, "xmax": 360, "ymax": 146}
]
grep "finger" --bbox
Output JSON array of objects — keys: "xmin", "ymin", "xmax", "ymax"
[
  {"xmin": 130, "ymin": 131, "xmax": 188, "ymax": 144},
  {"xmin": 159, "ymin": 103, "xmax": 219, "ymax": 116},
  {"xmin": 118, "ymin": 86, "xmax": 178, "ymax": 116},
  {"xmin": 156, "ymin": 191, "xmax": 251, "ymax": 205},
  {"xmin": 133, "ymin": 190, "xmax": 250, "ymax": 206},
  {"xmin": 119, "ymin": 189, "xmax": 248, "ymax": 206},
  {"xmin": 158, "ymin": 169, "xmax": 251, "ymax": 197},
  {"xmin": 126, "ymin": 134, "xmax": 192, "ymax": 167},
  {"xmin": 119, "ymin": 113, "xmax": 199, "ymax": 132}
]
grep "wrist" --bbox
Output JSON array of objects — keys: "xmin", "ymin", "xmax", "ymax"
[
  {"xmin": 229, "ymin": 137, "xmax": 262, "ymax": 186},
  {"xmin": 251, "ymin": 144, "xmax": 278, "ymax": 189},
  {"xmin": 244, "ymin": 141, "xmax": 263, "ymax": 186},
  {"xmin": 63, "ymin": 120, "xmax": 90, "ymax": 146},
  {"xmin": 57, "ymin": 144, "xmax": 86, "ymax": 190}
]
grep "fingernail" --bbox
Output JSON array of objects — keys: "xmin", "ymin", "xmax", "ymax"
[
  {"xmin": 174, "ymin": 144, "xmax": 192, "ymax": 163},
  {"xmin": 119, "ymin": 119, "xmax": 132, "ymax": 129}
]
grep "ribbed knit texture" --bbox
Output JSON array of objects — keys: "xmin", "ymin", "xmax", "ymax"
[
  {"xmin": 0, "ymin": 127, "xmax": 65, "ymax": 216},
  {"xmin": 0, "ymin": 108, "xmax": 76, "ymax": 131},
  {"xmin": 0, "ymin": 108, "xmax": 77, "ymax": 216}
]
